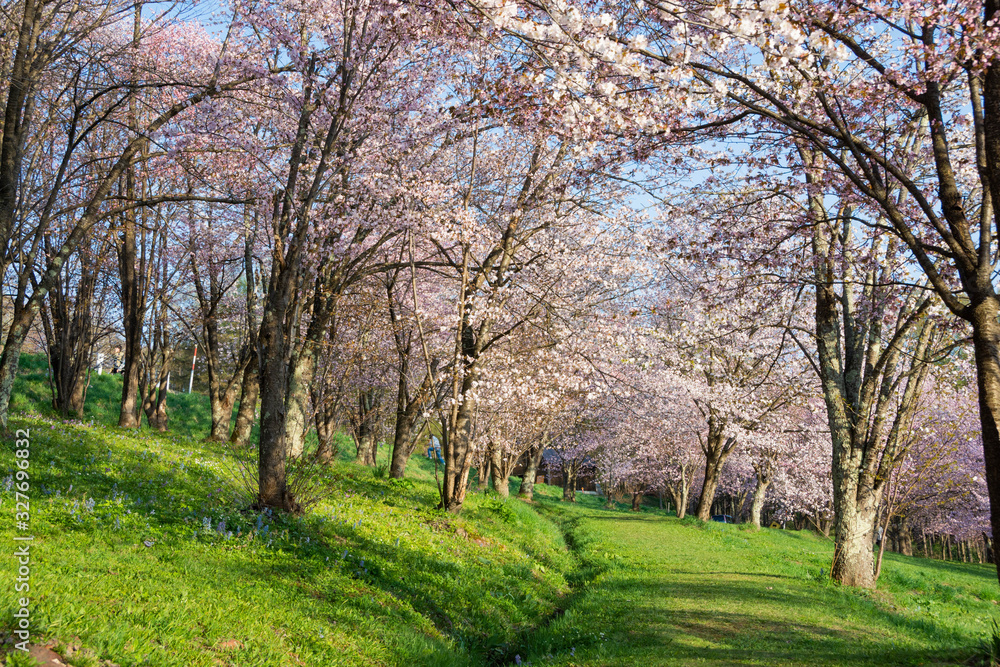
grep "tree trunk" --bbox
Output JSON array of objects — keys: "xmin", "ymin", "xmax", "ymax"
[
  {"xmin": 388, "ymin": 372, "xmax": 430, "ymax": 479},
  {"xmin": 283, "ymin": 344, "xmax": 316, "ymax": 457},
  {"xmin": 209, "ymin": 378, "xmax": 239, "ymax": 442},
  {"xmin": 696, "ymin": 420, "xmax": 736, "ymax": 521},
  {"xmin": 518, "ymin": 443, "xmax": 546, "ymax": 501},
  {"xmin": 631, "ymin": 491, "xmax": 642, "ymax": 511},
  {"xmin": 314, "ymin": 410, "xmax": 336, "ymax": 462},
  {"xmin": 117, "ymin": 196, "xmax": 143, "ymax": 429},
  {"xmin": 142, "ymin": 365, "xmax": 171, "ymax": 431},
  {"xmin": 562, "ymin": 460, "xmax": 577, "ymax": 502},
  {"xmin": 41, "ymin": 247, "xmax": 99, "ymax": 420},
  {"xmin": 750, "ymin": 475, "xmax": 771, "ymax": 528},
  {"xmin": 256, "ymin": 284, "xmax": 297, "ymax": 512},
  {"xmin": 897, "ymin": 516, "xmax": 913, "ymax": 556},
  {"xmin": 667, "ymin": 463, "xmax": 693, "ymax": 519},
  {"xmin": 230, "ymin": 216, "xmax": 259, "ymax": 448},
  {"xmin": 353, "ymin": 389, "xmax": 380, "ymax": 466},
  {"xmin": 230, "ymin": 353, "xmax": 258, "ymax": 447},
  {"xmin": 490, "ymin": 445, "xmax": 510, "ymax": 498},
  {"xmin": 832, "ymin": 501, "xmax": 878, "ymax": 587},
  {"xmin": 970, "ymin": 299, "xmax": 1000, "ymax": 576},
  {"xmin": 439, "ymin": 363, "xmax": 478, "ymax": 513},
  {"xmin": 477, "ymin": 459, "xmax": 491, "ymax": 492}
]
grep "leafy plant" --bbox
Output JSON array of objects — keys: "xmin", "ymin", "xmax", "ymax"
[
  {"xmin": 5, "ymin": 651, "xmax": 39, "ymax": 667},
  {"xmin": 978, "ymin": 617, "xmax": 1000, "ymax": 667},
  {"xmin": 482, "ymin": 496, "xmax": 517, "ymax": 523}
]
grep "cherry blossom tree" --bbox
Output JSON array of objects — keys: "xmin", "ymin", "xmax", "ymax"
[{"xmin": 0, "ymin": 1, "xmax": 263, "ymax": 426}]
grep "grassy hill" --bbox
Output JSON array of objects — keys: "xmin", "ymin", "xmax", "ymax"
[
  {"xmin": 1, "ymin": 358, "xmax": 574, "ymax": 666},
  {"xmin": 2, "ymin": 354, "xmax": 999, "ymax": 666}
]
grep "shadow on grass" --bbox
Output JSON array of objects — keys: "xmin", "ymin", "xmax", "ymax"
[
  {"xmin": 3, "ymin": 416, "xmax": 564, "ymax": 667},
  {"xmin": 523, "ymin": 574, "xmax": 971, "ymax": 666}
]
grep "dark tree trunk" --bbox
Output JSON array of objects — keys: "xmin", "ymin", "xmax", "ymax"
[
  {"xmin": 353, "ymin": 389, "xmax": 380, "ymax": 466},
  {"xmin": 117, "ymin": 191, "xmax": 143, "ymax": 429},
  {"xmin": 141, "ymin": 346, "xmax": 172, "ymax": 432},
  {"xmin": 388, "ymin": 372, "xmax": 431, "ymax": 479},
  {"xmin": 314, "ymin": 409, "xmax": 336, "ymax": 462},
  {"xmin": 257, "ymin": 300, "xmax": 296, "ymax": 511},
  {"xmin": 895, "ymin": 516, "xmax": 913, "ymax": 556},
  {"xmin": 477, "ymin": 459, "xmax": 491, "ymax": 492},
  {"xmin": 439, "ymin": 359, "xmax": 478, "ymax": 513},
  {"xmin": 230, "ymin": 221, "xmax": 259, "ymax": 448},
  {"xmin": 40, "ymin": 240, "xmax": 101, "ymax": 419},
  {"xmin": 562, "ymin": 460, "xmax": 578, "ymax": 502},
  {"xmin": 312, "ymin": 379, "xmax": 339, "ymax": 463},
  {"xmin": 696, "ymin": 418, "xmax": 737, "ymax": 521},
  {"xmin": 970, "ymin": 298, "xmax": 1000, "ymax": 574}
]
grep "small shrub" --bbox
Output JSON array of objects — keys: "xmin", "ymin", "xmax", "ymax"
[
  {"xmin": 482, "ymin": 496, "xmax": 517, "ymax": 523},
  {"xmin": 5, "ymin": 651, "xmax": 38, "ymax": 667}
]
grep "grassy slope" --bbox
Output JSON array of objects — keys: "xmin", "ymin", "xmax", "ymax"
[
  {"xmin": 4, "ymin": 355, "xmax": 999, "ymax": 667},
  {"xmin": 520, "ymin": 490, "xmax": 998, "ymax": 666},
  {"xmin": 0, "ymin": 357, "xmax": 574, "ymax": 666}
]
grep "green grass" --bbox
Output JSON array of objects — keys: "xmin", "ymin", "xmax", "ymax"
[
  {"xmin": 3, "ymin": 353, "xmax": 999, "ymax": 666},
  {"xmin": 10, "ymin": 355, "xmax": 223, "ymax": 441},
  {"xmin": 0, "ymin": 356, "xmax": 574, "ymax": 666},
  {"xmin": 516, "ymin": 488, "xmax": 998, "ymax": 666}
]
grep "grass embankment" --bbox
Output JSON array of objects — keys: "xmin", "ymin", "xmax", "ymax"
[
  {"xmin": 0, "ymin": 357, "xmax": 574, "ymax": 666},
  {"xmin": 519, "ymin": 491, "xmax": 999, "ymax": 666}
]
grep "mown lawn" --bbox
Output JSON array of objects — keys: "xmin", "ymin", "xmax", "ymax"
[{"xmin": 520, "ymin": 491, "xmax": 997, "ymax": 666}]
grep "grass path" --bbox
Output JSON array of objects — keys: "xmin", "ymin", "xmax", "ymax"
[{"xmin": 522, "ymin": 496, "xmax": 997, "ymax": 666}]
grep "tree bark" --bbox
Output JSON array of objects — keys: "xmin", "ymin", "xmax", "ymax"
[
  {"xmin": 667, "ymin": 462, "xmax": 694, "ymax": 519},
  {"xmin": 631, "ymin": 491, "xmax": 642, "ymax": 511},
  {"xmin": 750, "ymin": 474, "xmax": 772, "ymax": 528},
  {"xmin": 833, "ymin": 501, "xmax": 879, "ymax": 587},
  {"xmin": 896, "ymin": 516, "xmax": 913, "ymax": 556},
  {"xmin": 353, "ymin": 389, "xmax": 380, "ymax": 466},
  {"xmin": 230, "ymin": 353, "xmax": 258, "ymax": 447},
  {"xmin": 283, "ymin": 343, "xmax": 316, "ymax": 457},
  {"xmin": 116, "ymin": 185, "xmax": 143, "ymax": 429},
  {"xmin": 518, "ymin": 443, "xmax": 546, "ymax": 501},
  {"xmin": 314, "ymin": 406, "xmax": 337, "ymax": 462},
  {"xmin": 490, "ymin": 444, "xmax": 510, "ymax": 498},
  {"xmin": 230, "ymin": 214, "xmax": 259, "ymax": 448},
  {"xmin": 695, "ymin": 418, "xmax": 737, "ymax": 521},
  {"xmin": 970, "ymin": 298, "xmax": 1000, "ymax": 572},
  {"xmin": 117, "ymin": 8, "xmax": 146, "ymax": 430},
  {"xmin": 388, "ymin": 371, "xmax": 431, "ymax": 479},
  {"xmin": 477, "ymin": 459, "xmax": 491, "ymax": 492},
  {"xmin": 562, "ymin": 460, "xmax": 578, "ymax": 502}
]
